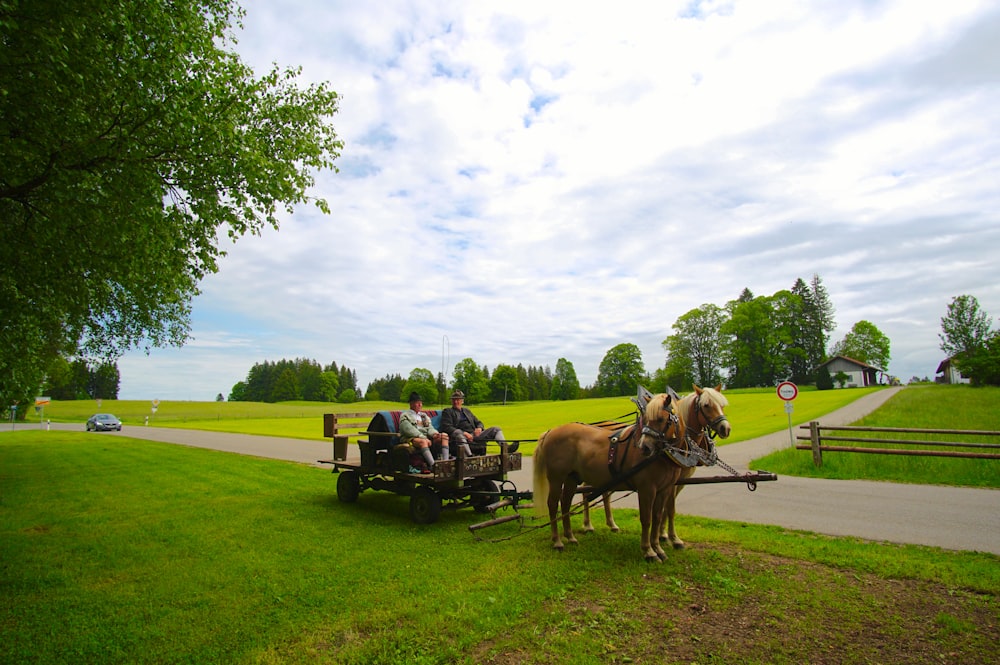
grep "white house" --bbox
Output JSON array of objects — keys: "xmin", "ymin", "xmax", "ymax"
[
  {"xmin": 817, "ymin": 355, "xmax": 882, "ymax": 388},
  {"xmin": 935, "ymin": 357, "xmax": 971, "ymax": 384}
]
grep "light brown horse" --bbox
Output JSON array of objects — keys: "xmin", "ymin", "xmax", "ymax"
[
  {"xmin": 663, "ymin": 385, "xmax": 730, "ymax": 548},
  {"xmin": 533, "ymin": 393, "xmax": 686, "ymax": 561},
  {"xmin": 580, "ymin": 385, "xmax": 731, "ymax": 550}
]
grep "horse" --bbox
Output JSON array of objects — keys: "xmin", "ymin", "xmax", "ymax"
[
  {"xmin": 663, "ymin": 384, "xmax": 730, "ymax": 548},
  {"xmin": 579, "ymin": 385, "xmax": 731, "ymax": 550},
  {"xmin": 532, "ymin": 392, "xmax": 686, "ymax": 561}
]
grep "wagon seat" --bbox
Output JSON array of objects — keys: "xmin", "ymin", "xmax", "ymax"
[{"xmin": 364, "ymin": 410, "xmax": 443, "ymax": 472}]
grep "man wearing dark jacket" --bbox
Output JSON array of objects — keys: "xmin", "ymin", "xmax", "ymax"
[{"xmin": 439, "ymin": 390, "xmax": 516, "ymax": 455}]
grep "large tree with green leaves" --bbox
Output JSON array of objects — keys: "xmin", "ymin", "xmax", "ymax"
[
  {"xmin": 489, "ymin": 364, "xmax": 522, "ymax": 403},
  {"xmin": 451, "ymin": 358, "xmax": 490, "ymax": 404},
  {"xmin": 662, "ymin": 303, "xmax": 726, "ymax": 388},
  {"xmin": 0, "ymin": 0, "xmax": 342, "ymax": 408},
  {"xmin": 939, "ymin": 295, "xmax": 994, "ymax": 360},
  {"xmin": 401, "ymin": 368, "xmax": 439, "ymax": 405},
  {"xmin": 831, "ymin": 320, "xmax": 891, "ymax": 370},
  {"xmin": 939, "ymin": 295, "xmax": 999, "ymax": 385},
  {"xmin": 721, "ymin": 291, "xmax": 792, "ymax": 388},
  {"xmin": 596, "ymin": 343, "xmax": 647, "ymax": 397}
]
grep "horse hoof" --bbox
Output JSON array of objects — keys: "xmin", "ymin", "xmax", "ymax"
[
  {"xmin": 644, "ymin": 554, "xmax": 661, "ymax": 563},
  {"xmin": 656, "ymin": 551, "xmax": 667, "ymax": 562},
  {"xmin": 582, "ymin": 526, "xmax": 595, "ymax": 534},
  {"xmin": 672, "ymin": 541, "xmax": 686, "ymax": 550},
  {"xmin": 610, "ymin": 526, "xmax": 620, "ymax": 533}
]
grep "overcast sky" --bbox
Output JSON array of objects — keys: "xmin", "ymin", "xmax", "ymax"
[{"xmin": 117, "ymin": 0, "xmax": 1000, "ymax": 401}]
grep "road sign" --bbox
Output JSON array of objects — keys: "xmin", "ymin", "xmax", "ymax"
[{"xmin": 776, "ymin": 381, "xmax": 798, "ymax": 401}]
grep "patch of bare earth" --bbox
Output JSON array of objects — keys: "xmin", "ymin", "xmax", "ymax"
[{"xmin": 471, "ymin": 544, "xmax": 998, "ymax": 664}]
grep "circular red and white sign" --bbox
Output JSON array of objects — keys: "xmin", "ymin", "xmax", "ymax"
[{"xmin": 776, "ymin": 381, "xmax": 798, "ymax": 401}]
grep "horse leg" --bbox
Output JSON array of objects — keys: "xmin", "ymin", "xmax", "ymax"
[
  {"xmin": 637, "ymin": 490, "xmax": 660, "ymax": 562},
  {"xmin": 651, "ymin": 490, "xmax": 670, "ymax": 561},
  {"xmin": 603, "ymin": 493, "xmax": 620, "ymax": 532},
  {"xmin": 581, "ymin": 492, "xmax": 617, "ymax": 533},
  {"xmin": 581, "ymin": 494, "xmax": 594, "ymax": 533},
  {"xmin": 664, "ymin": 485, "xmax": 686, "ymax": 549},
  {"xmin": 546, "ymin": 481, "xmax": 565, "ymax": 551},
  {"xmin": 560, "ymin": 481, "xmax": 579, "ymax": 545}
]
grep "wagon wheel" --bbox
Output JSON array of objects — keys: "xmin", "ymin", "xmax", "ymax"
[
  {"xmin": 336, "ymin": 470, "xmax": 361, "ymax": 503},
  {"xmin": 409, "ymin": 486, "xmax": 442, "ymax": 524},
  {"xmin": 470, "ymin": 479, "xmax": 500, "ymax": 513}
]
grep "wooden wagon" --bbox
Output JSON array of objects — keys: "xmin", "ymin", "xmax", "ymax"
[{"xmin": 319, "ymin": 410, "xmax": 527, "ymax": 524}]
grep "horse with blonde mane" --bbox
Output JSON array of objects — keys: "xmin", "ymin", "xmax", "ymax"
[
  {"xmin": 663, "ymin": 384, "xmax": 730, "ymax": 548},
  {"xmin": 533, "ymin": 392, "xmax": 686, "ymax": 561},
  {"xmin": 580, "ymin": 385, "xmax": 732, "ymax": 550}
]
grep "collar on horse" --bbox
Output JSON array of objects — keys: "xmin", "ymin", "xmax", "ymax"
[{"xmin": 606, "ymin": 406, "xmax": 683, "ymax": 481}]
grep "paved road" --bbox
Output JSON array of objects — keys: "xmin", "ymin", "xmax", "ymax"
[{"xmin": 27, "ymin": 389, "xmax": 1000, "ymax": 555}]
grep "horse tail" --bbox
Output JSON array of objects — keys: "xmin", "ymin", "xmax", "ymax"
[{"xmin": 533, "ymin": 430, "xmax": 551, "ymax": 517}]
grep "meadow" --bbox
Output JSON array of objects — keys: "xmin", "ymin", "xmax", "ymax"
[
  {"xmin": 1, "ymin": 429, "xmax": 996, "ymax": 664},
  {"xmin": 3, "ymin": 384, "xmax": 998, "ymax": 663},
  {"xmin": 31, "ymin": 384, "xmax": 882, "ymax": 445},
  {"xmin": 755, "ymin": 384, "xmax": 1000, "ymax": 488}
]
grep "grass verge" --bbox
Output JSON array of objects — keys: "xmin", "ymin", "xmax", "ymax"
[
  {"xmin": 2, "ymin": 431, "xmax": 997, "ymax": 664},
  {"xmin": 754, "ymin": 384, "xmax": 1000, "ymax": 487}
]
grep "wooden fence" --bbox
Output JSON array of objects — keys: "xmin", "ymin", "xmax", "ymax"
[{"xmin": 795, "ymin": 422, "xmax": 1000, "ymax": 466}]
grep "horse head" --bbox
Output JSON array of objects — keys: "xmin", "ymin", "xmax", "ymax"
[
  {"xmin": 691, "ymin": 384, "xmax": 731, "ymax": 440},
  {"xmin": 638, "ymin": 392, "xmax": 684, "ymax": 456}
]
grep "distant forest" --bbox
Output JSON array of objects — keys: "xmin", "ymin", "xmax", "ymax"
[{"xmin": 228, "ymin": 359, "xmax": 358, "ymax": 403}]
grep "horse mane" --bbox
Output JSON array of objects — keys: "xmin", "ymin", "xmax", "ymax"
[
  {"xmin": 693, "ymin": 386, "xmax": 728, "ymax": 409},
  {"xmin": 645, "ymin": 392, "xmax": 676, "ymax": 420}
]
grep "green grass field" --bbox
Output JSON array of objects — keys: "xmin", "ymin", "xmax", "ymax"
[
  {"xmin": 28, "ymin": 385, "xmax": 882, "ymax": 446},
  {"xmin": 22, "ymin": 384, "xmax": 999, "ymax": 489},
  {"xmin": 755, "ymin": 384, "xmax": 1000, "ymax": 487},
  {"xmin": 1, "ymin": 430, "xmax": 997, "ymax": 664}
]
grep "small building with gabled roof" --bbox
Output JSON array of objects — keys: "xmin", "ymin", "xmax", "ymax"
[
  {"xmin": 935, "ymin": 357, "xmax": 971, "ymax": 384},
  {"xmin": 816, "ymin": 355, "xmax": 882, "ymax": 388}
]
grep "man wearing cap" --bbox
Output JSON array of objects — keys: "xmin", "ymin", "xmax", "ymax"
[
  {"xmin": 439, "ymin": 390, "xmax": 515, "ymax": 456},
  {"xmin": 399, "ymin": 392, "xmax": 448, "ymax": 471}
]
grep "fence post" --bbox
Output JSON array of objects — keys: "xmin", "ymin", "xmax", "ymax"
[{"xmin": 809, "ymin": 421, "xmax": 822, "ymax": 467}]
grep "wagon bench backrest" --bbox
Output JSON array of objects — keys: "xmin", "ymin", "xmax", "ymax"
[
  {"xmin": 323, "ymin": 410, "xmax": 441, "ymax": 451},
  {"xmin": 366, "ymin": 410, "xmax": 442, "ymax": 448}
]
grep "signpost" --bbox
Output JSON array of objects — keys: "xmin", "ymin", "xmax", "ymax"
[
  {"xmin": 776, "ymin": 381, "xmax": 798, "ymax": 446},
  {"xmin": 35, "ymin": 396, "xmax": 51, "ymax": 428}
]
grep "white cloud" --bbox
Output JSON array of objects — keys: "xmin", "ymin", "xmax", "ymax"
[{"xmin": 118, "ymin": 0, "xmax": 1000, "ymax": 398}]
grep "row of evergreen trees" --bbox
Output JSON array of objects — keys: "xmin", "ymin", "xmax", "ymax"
[{"xmin": 228, "ymin": 359, "xmax": 358, "ymax": 403}]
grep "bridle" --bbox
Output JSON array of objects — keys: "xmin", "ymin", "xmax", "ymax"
[
  {"xmin": 636, "ymin": 399, "xmax": 683, "ymax": 457},
  {"xmin": 687, "ymin": 393, "xmax": 729, "ymax": 441}
]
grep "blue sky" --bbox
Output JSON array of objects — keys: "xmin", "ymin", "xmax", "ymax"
[{"xmin": 117, "ymin": 0, "xmax": 1000, "ymax": 400}]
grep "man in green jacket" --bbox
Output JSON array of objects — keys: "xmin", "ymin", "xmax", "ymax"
[{"xmin": 399, "ymin": 392, "xmax": 448, "ymax": 470}]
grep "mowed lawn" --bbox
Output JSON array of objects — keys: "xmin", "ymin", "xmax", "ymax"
[
  {"xmin": 1, "ymin": 427, "xmax": 997, "ymax": 664},
  {"xmin": 32, "ymin": 385, "xmax": 884, "ymax": 446}
]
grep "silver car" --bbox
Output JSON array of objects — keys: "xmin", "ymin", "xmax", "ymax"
[{"xmin": 86, "ymin": 413, "xmax": 122, "ymax": 432}]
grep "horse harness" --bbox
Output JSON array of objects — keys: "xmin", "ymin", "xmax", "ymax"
[{"xmin": 599, "ymin": 407, "xmax": 684, "ymax": 493}]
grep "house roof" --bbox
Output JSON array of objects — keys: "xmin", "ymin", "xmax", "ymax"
[
  {"xmin": 817, "ymin": 355, "xmax": 883, "ymax": 372},
  {"xmin": 936, "ymin": 355, "xmax": 962, "ymax": 374}
]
